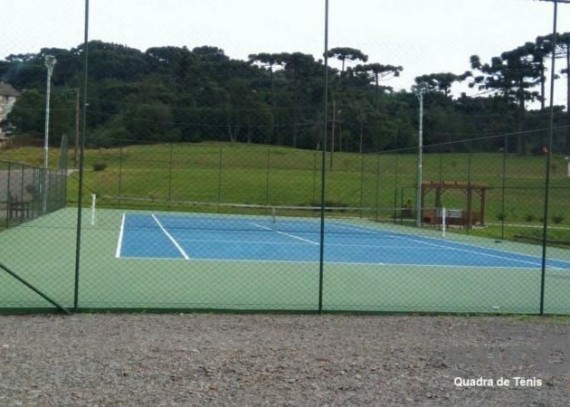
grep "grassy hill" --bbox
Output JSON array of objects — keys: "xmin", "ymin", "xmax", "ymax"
[{"xmin": 2, "ymin": 141, "xmax": 570, "ymax": 244}]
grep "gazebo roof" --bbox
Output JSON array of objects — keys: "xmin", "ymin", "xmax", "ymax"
[{"xmin": 0, "ymin": 82, "xmax": 21, "ymax": 97}]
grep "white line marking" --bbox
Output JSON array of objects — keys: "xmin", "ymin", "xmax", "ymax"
[
  {"xmin": 251, "ymin": 222, "xmax": 319, "ymax": 245},
  {"xmin": 115, "ymin": 256, "xmax": 570, "ymax": 270},
  {"xmin": 391, "ymin": 235, "xmax": 562, "ymax": 270},
  {"xmin": 115, "ymin": 213, "xmax": 126, "ymax": 258},
  {"xmin": 151, "ymin": 214, "xmax": 190, "ymax": 260},
  {"xmin": 333, "ymin": 223, "xmax": 569, "ymax": 270}
]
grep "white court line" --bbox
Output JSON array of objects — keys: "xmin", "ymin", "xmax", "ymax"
[
  {"xmin": 333, "ymin": 223, "xmax": 566, "ymax": 270},
  {"xmin": 392, "ymin": 235, "xmax": 561, "ymax": 270},
  {"xmin": 115, "ymin": 213, "xmax": 127, "ymax": 258},
  {"xmin": 116, "ymin": 255, "xmax": 565, "ymax": 270},
  {"xmin": 251, "ymin": 223, "xmax": 319, "ymax": 245},
  {"xmin": 151, "ymin": 214, "xmax": 190, "ymax": 260}
]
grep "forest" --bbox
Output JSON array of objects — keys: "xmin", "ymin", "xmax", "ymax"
[{"xmin": 1, "ymin": 32, "xmax": 569, "ymax": 154}]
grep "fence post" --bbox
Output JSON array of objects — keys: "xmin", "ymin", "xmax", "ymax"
[
  {"xmin": 374, "ymin": 153, "xmax": 381, "ymax": 221},
  {"xmin": 318, "ymin": 0, "xmax": 330, "ymax": 314},
  {"xmin": 466, "ymin": 149, "xmax": 473, "ymax": 234},
  {"xmin": 393, "ymin": 153, "xmax": 399, "ymax": 223},
  {"xmin": 5, "ymin": 162, "xmax": 11, "ymax": 229},
  {"xmin": 217, "ymin": 146, "xmax": 223, "ymax": 206},
  {"xmin": 118, "ymin": 146, "xmax": 123, "ymax": 206},
  {"xmin": 20, "ymin": 165, "xmax": 26, "ymax": 221},
  {"xmin": 501, "ymin": 135, "xmax": 508, "ymax": 240},
  {"xmin": 168, "ymin": 143, "xmax": 173, "ymax": 207},
  {"xmin": 313, "ymin": 148, "xmax": 320, "ymax": 206},
  {"xmin": 359, "ymin": 153, "xmax": 365, "ymax": 217},
  {"xmin": 265, "ymin": 147, "xmax": 271, "ymax": 209}
]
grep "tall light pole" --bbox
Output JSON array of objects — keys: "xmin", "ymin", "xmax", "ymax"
[
  {"xmin": 414, "ymin": 83, "xmax": 427, "ymax": 228},
  {"xmin": 43, "ymin": 55, "xmax": 57, "ymax": 213}
]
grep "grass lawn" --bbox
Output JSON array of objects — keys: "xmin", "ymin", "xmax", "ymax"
[{"xmin": 2, "ymin": 141, "xmax": 570, "ymax": 245}]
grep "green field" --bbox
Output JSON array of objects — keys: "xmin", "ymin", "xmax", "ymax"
[
  {"xmin": 2, "ymin": 141, "xmax": 570, "ymax": 243},
  {"xmin": 81, "ymin": 142, "xmax": 570, "ymax": 243}
]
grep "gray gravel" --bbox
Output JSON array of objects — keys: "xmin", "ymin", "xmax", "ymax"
[{"xmin": 0, "ymin": 314, "xmax": 569, "ymax": 406}]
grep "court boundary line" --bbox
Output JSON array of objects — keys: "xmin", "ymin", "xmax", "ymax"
[
  {"xmin": 390, "ymin": 235, "xmax": 562, "ymax": 270},
  {"xmin": 114, "ymin": 255, "xmax": 564, "ymax": 270},
  {"xmin": 151, "ymin": 214, "xmax": 190, "ymax": 260},
  {"xmin": 334, "ymin": 224, "xmax": 569, "ymax": 270},
  {"xmin": 115, "ymin": 213, "xmax": 126, "ymax": 259}
]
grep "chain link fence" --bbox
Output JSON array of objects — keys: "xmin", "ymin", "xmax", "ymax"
[{"xmin": 1, "ymin": 0, "xmax": 570, "ymax": 314}]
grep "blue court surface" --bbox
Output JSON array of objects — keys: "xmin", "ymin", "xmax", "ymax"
[{"xmin": 116, "ymin": 212, "xmax": 570, "ymax": 269}]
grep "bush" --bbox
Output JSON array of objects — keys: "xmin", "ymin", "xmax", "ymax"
[
  {"xmin": 524, "ymin": 214, "xmax": 536, "ymax": 222},
  {"xmin": 496, "ymin": 212, "xmax": 507, "ymax": 221},
  {"xmin": 552, "ymin": 214, "xmax": 565, "ymax": 224},
  {"xmin": 92, "ymin": 162, "xmax": 108, "ymax": 172}
]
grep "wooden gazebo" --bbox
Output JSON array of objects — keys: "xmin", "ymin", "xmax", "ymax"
[{"xmin": 420, "ymin": 181, "xmax": 487, "ymax": 228}]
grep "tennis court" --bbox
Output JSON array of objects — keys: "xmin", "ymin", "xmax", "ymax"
[
  {"xmin": 3, "ymin": 207, "xmax": 570, "ymax": 314},
  {"xmin": 117, "ymin": 211, "xmax": 570, "ymax": 270}
]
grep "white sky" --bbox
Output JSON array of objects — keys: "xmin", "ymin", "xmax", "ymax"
[{"xmin": 3, "ymin": 0, "xmax": 570, "ymax": 108}]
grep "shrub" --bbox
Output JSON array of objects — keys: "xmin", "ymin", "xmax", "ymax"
[
  {"xmin": 92, "ymin": 162, "xmax": 107, "ymax": 172},
  {"xmin": 524, "ymin": 214, "xmax": 536, "ymax": 222},
  {"xmin": 552, "ymin": 214, "xmax": 565, "ymax": 224},
  {"xmin": 496, "ymin": 212, "xmax": 506, "ymax": 221}
]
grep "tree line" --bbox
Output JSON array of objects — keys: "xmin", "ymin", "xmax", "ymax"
[{"xmin": 1, "ymin": 33, "xmax": 569, "ymax": 154}]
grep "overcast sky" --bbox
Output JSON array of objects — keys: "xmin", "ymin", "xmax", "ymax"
[{"xmin": 3, "ymin": 0, "xmax": 570, "ymax": 108}]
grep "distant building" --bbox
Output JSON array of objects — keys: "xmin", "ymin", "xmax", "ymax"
[{"xmin": 0, "ymin": 82, "xmax": 21, "ymax": 144}]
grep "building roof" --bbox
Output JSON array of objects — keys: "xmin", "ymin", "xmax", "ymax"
[{"xmin": 0, "ymin": 82, "xmax": 21, "ymax": 97}]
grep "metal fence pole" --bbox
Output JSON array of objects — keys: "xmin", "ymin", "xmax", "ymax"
[
  {"xmin": 540, "ymin": 0, "xmax": 563, "ymax": 316},
  {"xmin": 118, "ymin": 146, "xmax": 123, "ymax": 206},
  {"xmin": 466, "ymin": 148, "xmax": 473, "ymax": 234},
  {"xmin": 312, "ymin": 149, "xmax": 318, "ymax": 205},
  {"xmin": 375, "ymin": 153, "xmax": 381, "ymax": 221},
  {"xmin": 20, "ymin": 165, "xmax": 25, "ymax": 221},
  {"xmin": 265, "ymin": 148, "xmax": 271, "ymax": 209},
  {"xmin": 217, "ymin": 146, "xmax": 223, "ymax": 206},
  {"xmin": 501, "ymin": 135, "xmax": 508, "ymax": 240},
  {"xmin": 74, "ymin": 0, "xmax": 90, "ymax": 311},
  {"xmin": 168, "ymin": 143, "xmax": 173, "ymax": 206},
  {"xmin": 393, "ymin": 153, "xmax": 399, "ymax": 222},
  {"xmin": 5, "ymin": 162, "xmax": 11, "ymax": 229},
  {"xmin": 318, "ymin": 0, "xmax": 330, "ymax": 314}
]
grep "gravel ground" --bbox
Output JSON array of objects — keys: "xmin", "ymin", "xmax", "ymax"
[{"xmin": 0, "ymin": 314, "xmax": 569, "ymax": 406}]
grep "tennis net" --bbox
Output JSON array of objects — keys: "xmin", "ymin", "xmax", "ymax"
[{"xmin": 93, "ymin": 195, "xmax": 453, "ymax": 236}]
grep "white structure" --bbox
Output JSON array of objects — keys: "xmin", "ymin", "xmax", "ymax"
[{"xmin": 0, "ymin": 82, "xmax": 20, "ymax": 147}]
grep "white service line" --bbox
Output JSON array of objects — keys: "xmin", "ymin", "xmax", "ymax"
[
  {"xmin": 151, "ymin": 214, "xmax": 190, "ymax": 260},
  {"xmin": 251, "ymin": 222, "xmax": 319, "ymax": 245}
]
